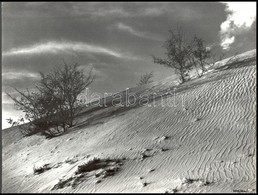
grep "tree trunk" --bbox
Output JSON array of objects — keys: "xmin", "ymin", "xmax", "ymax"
[
  {"xmin": 69, "ymin": 108, "xmax": 73, "ymax": 127},
  {"xmin": 180, "ymin": 71, "xmax": 185, "ymax": 83},
  {"xmin": 200, "ymin": 61, "xmax": 206, "ymax": 74}
]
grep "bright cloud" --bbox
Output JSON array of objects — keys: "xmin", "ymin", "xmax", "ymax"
[
  {"xmin": 220, "ymin": 2, "xmax": 256, "ymax": 50},
  {"xmin": 3, "ymin": 41, "xmax": 123, "ymax": 58},
  {"xmin": 117, "ymin": 23, "xmax": 144, "ymax": 38},
  {"xmin": 116, "ymin": 22, "xmax": 162, "ymax": 41},
  {"xmin": 2, "ymin": 71, "xmax": 40, "ymax": 80}
]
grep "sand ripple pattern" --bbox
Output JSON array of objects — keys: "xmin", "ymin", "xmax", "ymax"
[{"xmin": 2, "ymin": 57, "xmax": 256, "ymax": 193}]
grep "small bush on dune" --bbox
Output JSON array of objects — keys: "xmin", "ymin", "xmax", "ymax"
[
  {"xmin": 152, "ymin": 27, "xmax": 193, "ymax": 83},
  {"xmin": 6, "ymin": 63, "xmax": 95, "ymax": 138},
  {"xmin": 137, "ymin": 72, "xmax": 154, "ymax": 86},
  {"xmin": 192, "ymin": 36, "xmax": 212, "ymax": 76},
  {"xmin": 153, "ymin": 26, "xmax": 214, "ymax": 83}
]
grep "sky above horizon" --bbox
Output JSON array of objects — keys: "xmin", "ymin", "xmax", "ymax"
[{"xmin": 2, "ymin": 2, "xmax": 256, "ymax": 129}]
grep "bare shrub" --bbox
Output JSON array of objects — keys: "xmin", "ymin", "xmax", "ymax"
[
  {"xmin": 152, "ymin": 27, "xmax": 193, "ymax": 83},
  {"xmin": 6, "ymin": 63, "xmax": 95, "ymax": 137},
  {"xmin": 191, "ymin": 36, "xmax": 212, "ymax": 75},
  {"xmin": 153, "ymin": 27, "xmax": 215, "ymax": 82},
  {"xmin": 137, "ymin": 72, "xmax": 154, "ymax": 86}
]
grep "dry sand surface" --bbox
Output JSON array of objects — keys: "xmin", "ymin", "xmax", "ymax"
[{"xmin": 2, "ymin": 49, "xmax": 256, "ymax": 193}]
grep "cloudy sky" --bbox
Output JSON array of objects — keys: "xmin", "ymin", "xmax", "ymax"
[{"xmin": 2, "ymin": 2, "xmax": 256, "ymax": 129}]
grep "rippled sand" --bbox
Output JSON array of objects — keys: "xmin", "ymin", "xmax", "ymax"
[{"xmin": 2, "ymin": 50, "xmax": 256, "ymax": 193}]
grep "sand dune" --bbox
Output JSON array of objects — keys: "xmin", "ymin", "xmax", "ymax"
[{"xmin": 2, "ymin": 49, "xmax": 256, "ymax": 193}]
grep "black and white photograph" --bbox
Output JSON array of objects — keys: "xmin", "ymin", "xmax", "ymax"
[{"xmin": 1, "ymin": 1, "xmax": 256, "ymax": 193}]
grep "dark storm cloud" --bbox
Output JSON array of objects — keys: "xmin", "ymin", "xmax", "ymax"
[{"xmin": 2, "ymin": 2, "xmax": 226, "ymax": 49}]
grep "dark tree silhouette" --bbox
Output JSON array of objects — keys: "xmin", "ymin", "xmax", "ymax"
[
  {"xmin": 192, "ymin": 36, "xmax": 211, "ymax": 75},
  {"xmin": 152, "ymin": 27, "xmax": 193, "ymax": 83},
  {"xmin": 6, "ymin": 63, "xmax": 95, "ymax": 137}
]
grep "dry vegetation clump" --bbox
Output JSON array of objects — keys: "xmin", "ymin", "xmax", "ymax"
[
  {"xmin": 75, "ymin": 157, "xmax": 122, "ymax": 174},
  {"xmin": 102, "ymin": 166, "xmax": 120, "ymax": 178},
  {"xmin": 75, "ymin": 158, "xmax": 103, "ymax": 174},
  {"xmin": 52, "ymin": 157, "xmax": 123, "ymax": 190},
  {"xmin": 33, "ymin": 164, "xmax": 51, "ymax": 175},
  {"xmin": 52, "ymin": 177, "xmax": 74, "ymax": 190},
  {"xmin": 141, "ymin": 181, "xmax": 149, "ymax": 187},
  {"xmin": 64, "ymin": 158, "xmax": 78, "ymax": 165},
  {"xmin": 183, "ymin": 178, "xmax": 200, "ymax": 184},
  {"xmin": 183, "ymin": 177, "xmax": 213, "ymax": 187}
]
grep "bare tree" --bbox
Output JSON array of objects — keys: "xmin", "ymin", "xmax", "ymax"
[
  {"xmin": 137, "ymin": 72, "xmax": 154, "ymax": 86},
  {"xmin": 6, "ymin": 63, "xmax": 95, "ymax": 137},
  {"xmin": 38, "ymin": 63, "xmax": 95, "ymax": 127},
  {"xmin": 192, "ymin": 36, "xmax": 211, "ymax": 75},
  {"xmin": 152, "ymin": 27, "xmax": 193, "ymax": 83}
]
